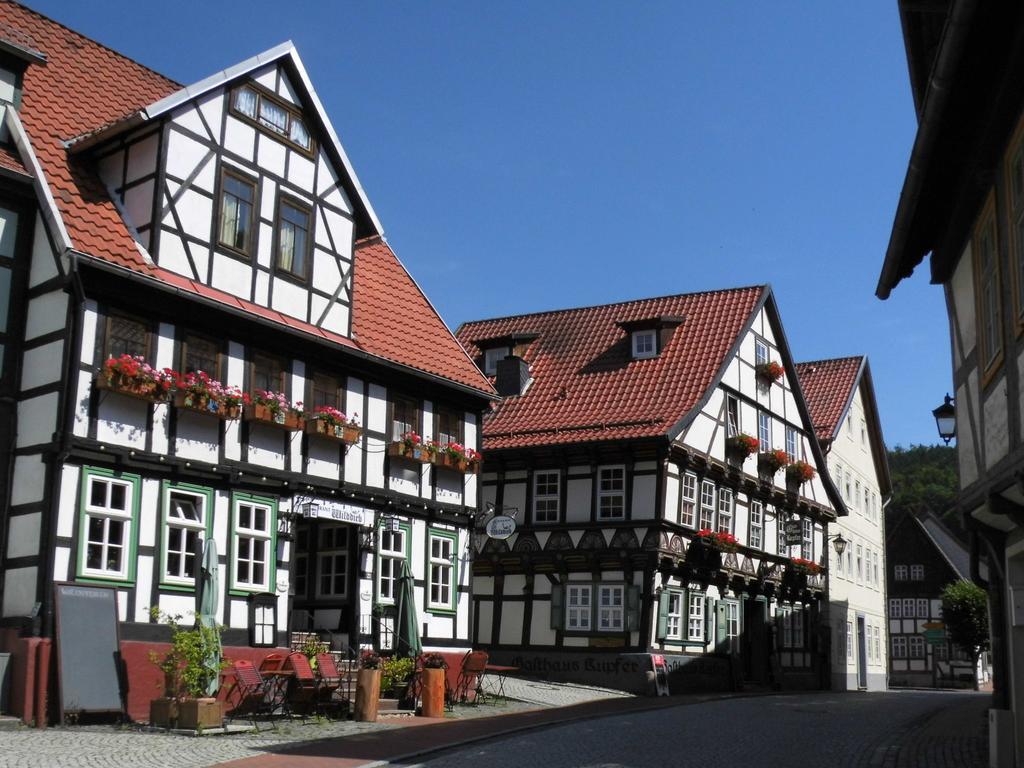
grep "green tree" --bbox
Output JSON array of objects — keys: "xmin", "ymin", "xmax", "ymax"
[
  {"xmin": 940, "ymin": 579, "xmax": 989, "ymax": 690},
  {"xmin": 887, "ymin": 444, "xmax": 961, "ymax": 537}
]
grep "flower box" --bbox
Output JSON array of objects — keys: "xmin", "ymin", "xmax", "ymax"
[
  {"xmin": 755, "ymin": 360, "xmax": 784, "ymax": 383},
  {"xmin": 388, "ymin": 441, "xmax": 434, "ymax": 464},
  {"xmin": 245, "ymin": 402, "xmax": 305, "ymax": 431},
  {"xmin": 685, "ymin": 538, "xmax": 723, "ymax": 572},
  {"xmin": 306, "ymin": 418, "xmax": 362, "ymax": 444},
  {"xmin": 694, "ymin": 528, "xmax": 739, "ymax": 553},
  {"xmin": 757, "ymin": 449, "xmax": 789, "ymax": 478},
  {"xmin": 176, "ymin": 698, "xmax": 223, "ymax": 731},
  {"xmin": 95, "ymin": 374, "xmax": 169, "ymax": 404},
  {"xmin": 172, "ymin": 390, "xmax": 241, "ymax": 420},
  {"xmin": 785, "ymin": 460, "xmax": 816, "ymax": 493},
  {"xmin": 433, "ymin": 452, "xmax": 481, "ymax": 474}
]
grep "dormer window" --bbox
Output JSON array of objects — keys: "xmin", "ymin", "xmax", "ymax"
[
  {"xmin": 632, "ymin": 330, "xmax": 656, "ymax": 359},
  {"xmin": 484, "ymin": 347, "xmax": 509, "ymax": 376},
  {"xmin": 232, "ymin": 84, "xmax": 313, "ymax": 154}
]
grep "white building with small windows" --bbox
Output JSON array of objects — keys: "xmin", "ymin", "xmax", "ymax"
[
  {"xmin": 0, "ymin": 6, "xmax": 494, "ymax": 724},
  {"xmin": 796, "ymin": 357, "xmax": 891, "ymax": 691},
  {"xmin": 457, "ymin": 288, "xmax": 847, "ymax": 693}
]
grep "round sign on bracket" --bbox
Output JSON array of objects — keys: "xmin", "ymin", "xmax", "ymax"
[{"xmin": 485, "ymin": 515, "xmax": 516, "ymax": 540}]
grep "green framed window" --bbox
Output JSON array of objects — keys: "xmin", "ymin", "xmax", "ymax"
[
  {"xmin": 377, "ymin": 519, "xmax": 412, "ymax": 604},
  {"xmin": 426, "ymin": 528, "xmax": 458, "ymax": 613},
  {"xmin": 159, "ymin": 481, "xmax": 214, "ymax": 591},
  {"xmin": 230, "ymin": 492, "xmax": 277, "ymax": 594},
  {"xmin": 76, "ymin": 466, "xmax": 141, "ymax": 585}
]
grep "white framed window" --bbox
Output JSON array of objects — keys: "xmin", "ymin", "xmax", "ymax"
[
  {"xmin": 699, "ymin": 480, "xmax": 715, "ymax": 530},
  {"xmin": 845, "ymin": 545, "xmax": 852, "ymax": 575},
  {"xmin": 566, "ymin": 584, "xmax": 592, "ymax": 631},
  {"xmin": 892, "ymin": 636, "xmax": 908, "ymax": 659},
  {"xmin": 687, "ymin": 591, "xmax": 705, "ymax": 641},
  {"xmin": 378, "ymin": 523, "xmax": 408, "ymax": 603},
  {"xmin": 666, "ymin": 591, "xmax": 683, "ymax": 640},
  {"xmin": 917, "ymin": 598, "xmax": 929, "ymax": 618},
  {"xmin": 163, "ymin": 487, "xmax": 209, "ymax": 585},
  {"xmin": 855, "ymin": 545, "xmax": 864, "ymax": 583},
  {"xmin": 909, "ymin": 635, "xmax": 925, "ymax": 659},
  {"xmin": 428, "ymin": 531, "xmax": 457, "ymax": 611},
  {"xmin": 726, "ymin": 395, "xmax": 739, "ymax": 437},
  {"xmin": 754, "ymin": 338, "xmax": 768, "ymax": 366},
  {"xmin": 889, "ymin": 599, "xmax": 902, "ymax": 618},
  {"xmin": 533, "ymin": 470, "xmax": 561, "ymax": 523},
  {"xmin": 483, "ymin": 346, "xmax": 510, "ymax": 376},
  {"xmin": 785, "ymin": 427, "xmax": 797, "ymax": 461},
  {"xmin": 854, "ymin": 480, "xmax": 861, "ymax": 512},
  {"xmin": 844, "ymin": 473, "xmax": 852, "ymax": 501},
  {"xmin": 232, "ymin": 496, "xmax": 274, "ymax": 592},
  {"xmin": 801, "ymin": 518, "xmax": 813, "ymax": 561},
  {"xmin": 864, "ymin": 488, "xmax": 871, "ymax": 518},
  {"xmin": 680, "ymin": 472, "xmax": 697, "ymax": 527},
  {"xmin": 757, "ymin": 411, "xmax": 770, "ymax": 452},
  {"xmin": 861, "ymin": 419, "xmax": 867, "ymax": 446},
  {"xmin": 894, "ymin": 564, "xmax": 908, "ymax": 581},
  {"xmin": 716, "ymin": 487, "xmax": 734, "ymax": 533},
  {"xmin": 317, "ymin": 525, "xmax": 349, "ymax": 598},
  {"xmin": 866, "ymin": 624, "xmax": 874, "ymax": 662},
  {"xmin": 749, "ymin": 500, "xmax": 763, "ymax": 550},
  {"xmin": 846, "ymin": 621, "xmax": 853, "ymax": 660},
  {"xmin": 779, "ymin": 607, "xmax": 803, "ymax": 649},
  {"xmin": 872, "ymin": 551, "xmax": 880, "ymax": 587},
  {"xmin": 910, "ymin": 564, "xmax": 924, "ymax": 580},
  {"xmin": 872, "ymin": 628, "xmax": 880, "ymax": 662},
  {"xmin": 632, "ymin": 330, "xmax": 657, "ymax": 359},
  {"xmin": 847, "ymin": 414, "xmax": 854, "ymax": 436},
  {"xmin": 724, "ymin": 601, "xmax": 740, "ymax": 654},
  {"xmin": 902, "ymin": 598, "xmax": 916, "ymax": 618},
  {"xmin": 597, "ymin": 466, "xmax": 626, "ymax": 520},
  {"xmin": 80, "ymin": 472, "xmax": 136, "ymax": 581},
  {"xmin": 598, "ymin": 585, "xmax": 625, "ymax": 631}
]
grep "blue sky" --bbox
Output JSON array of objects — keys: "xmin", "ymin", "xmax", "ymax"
[{"xmin": 32, "ymin": 1, "xmax": 946, "ymax": 448}]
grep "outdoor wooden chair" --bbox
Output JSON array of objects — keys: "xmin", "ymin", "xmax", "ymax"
[
  {"xmin": 284, "ymin": 652, "xmax": 320, "ymax": 720},
  {"xmin": 454, "ymin": 650, "xmax": 489, "ymax": 705},
  {"xmin": 259, "ymin": 652, "xmax": 287, "ymax": 673},
  {"xmin": 314, "ymin": 653, "xmax": 348, "ymax": 718},
  {"xmin": 226, "ymin": 659, "xmax": 277, "ymax": 730}
]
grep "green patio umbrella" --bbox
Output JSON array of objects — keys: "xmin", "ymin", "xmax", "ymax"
[
  {"xmin": 395, "ymin": 560, "xmax": 422, "ymax": 658},
  {"xmin": 198, "ymin": 538, "xmax": 221, "ymax": 697}
]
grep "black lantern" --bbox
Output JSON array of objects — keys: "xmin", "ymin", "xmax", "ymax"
[
  {"xmin": 830, "ymin": 532, "xmax": 847, "ymax": 557},
  {"xmin": 932, "ymin": 394, "xmax": 956, "ymax": 445}
]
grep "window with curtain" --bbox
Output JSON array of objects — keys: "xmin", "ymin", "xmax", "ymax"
[
  {"xmin": 276, "ymin": 198, "xmax": 311, "ymax": 278},
  {"xmin": 218, "ymin": 170, "xmax": 256, "ymax": 255}
]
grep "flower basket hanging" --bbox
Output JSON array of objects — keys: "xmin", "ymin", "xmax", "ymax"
[
  {"xmin": 172, "ymin": 372, "xmax": 243, "ymax": 420},
  {"xmin": 304, "ymin": 406, "xmax": 361, "ymax": 444},
  {"xmin": 693, "ymin": 528, "xmax": 739, "ymax": 553},
  {"xmin": 725, "ymin": 433, "xmax": 759, "ymax": 465},
  {"xmin": 388, "ymin": 431, "xmax": 435, "ymax": 463},
  {"xmin": 788, "ymin": 557, "xmax": 822, "ymax": 576},
  {"xmin": 96, "ymin": 354, "xmax": 175, "ymax": 404},
  {"xmin": 755, "ymin": 360, "xmax": 785, "ymax": 383},
  {"xmin": 757, "ymin": 449, "xmax": 789, "ymax": 478},
  {"xmin": 245, "ymin": 390, "xmax": 304, "ymax": 431},
  {"xmin": 785, "ymin": 460, "xmax": 815, "ymax": 492}
]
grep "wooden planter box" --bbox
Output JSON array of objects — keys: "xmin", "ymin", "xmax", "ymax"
[
  {"xmin": 388, "ymin": 441, "xmax": 434, "ymax": 464},
  {"xmin": 433, "ymin": 452, "xmax": 481, "ymax": 474},
  {"xmin": 305, "ymin": 419, "xmax": 361, "ymax": 444},
  {"xmin": 177, "ymin": 698, "xmax": 223, "ymax": 730},
  {"xmin": 173, "ymin": 391, "xmax": 241, "ymax": 420},
  {"xmin": 419, "ymin": 667, "xmax": 446, "ymax": 718},
  {"xmin": 245, "ymin": 402, "xmax": 304, "ymax": 431},
  {"xmin": 685, "ymin": 540, "xmax": 723, "ymax": 573},
  {"xmin": 354, "ymin": 668, "xmax": 382, "ymax": 722},
  {"xmin": 149, "ymin": 697, "xmax": 179, "ymax": 728},
  {"xmin": 95, "ymin": 374, "xmax": 167, "ymax": 405}
]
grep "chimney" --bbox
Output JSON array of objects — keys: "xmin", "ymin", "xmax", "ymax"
[{"xmin": 495, "ymin": 355, "xmax": 530, "ymax": 397}]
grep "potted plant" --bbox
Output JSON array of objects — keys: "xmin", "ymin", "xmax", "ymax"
[
  {"xmin": 388, "ymin": 431, "xmax": 435, "ymax": 463},
  {"xmin": 755, "ymin": 360, "xmax": 784, "ymax": 384},
  {"xmin": 245, "ymin": 390, "xmax": 304, "ymax": 430},
  {"xmin": 419, "ymin": 653, "xmax": 447, "ymax": 718},
  {"xmin": 693, "ymin": 528, "xmax": 739, "ymax": 553},
  {"xmin": 173, "ymin": 371, "xmax": 244, "ymax": 420},
  {"xmin": 434, "ymin": 442, "xmax": 482, "ymax": 474},
  {"xmin": 686, "ymin": 529, "xmax": 736, "ymax": 573},
  {"xmin": 784, "ymin": 557, "xmax": 821, "ymax": 596},
  {"xmin": 304, "ymin": 405, "xmax": 361, "ymax": 444},
  {"xmin": 724, "ymin": 433, "xmax": 759, "ymax": 467},
  {"xmin": 97, "ymin": 354, "xmax": 175, "ymax": 403},
  {"xmin": 785, "ymin": 460, "xmax": 816, "ymax": 493},
  {"xmin": 757, "ymin": 449, "xmax": 789, "ymax": 481},
  {"xmin": 148, "ymin": 608, "xmax": 226, "ymax": 731},
  {"xmin": 355, "ymin": 650, "xmax": 382, "ymax": 722}
]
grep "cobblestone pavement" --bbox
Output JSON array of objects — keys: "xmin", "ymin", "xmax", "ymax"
[
  {"xmin": 407, "ymin": 690, "xmax": 989, "ymax": 768},
  {"xmin": 0, "ymin": 699, "xmax": 537, "ymax": 768},
  {"xmin": 481, "ymin": 675, "xmax": 631, "ymax": 707}
]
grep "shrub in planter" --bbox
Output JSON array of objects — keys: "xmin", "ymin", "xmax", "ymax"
[
  {"xmin": 785, "ymin": 460, "xmax": 816, "ymax": 489},
  {"xmin": 757, "ymin": 449, "xmax": 789, "ymax": 476},
  {"xmin": 725, "ymin": 433, "xmax": 759, "ymax": 460}
]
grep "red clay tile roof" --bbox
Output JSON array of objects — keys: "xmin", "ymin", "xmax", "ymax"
[
  {"xmin": 2, "ymin": 2, "xmax": 493, "ymax": 397},
  {"xmin": 794, "ymin": 356, "xmax": 864, "ymax": 443},
  {"xmin": 457, "ymin": 287, "xmax": 766, "ymax": 450},
  {"xmin": 0, "ymin": 143, "xmax": 29, "ymax": 178}
]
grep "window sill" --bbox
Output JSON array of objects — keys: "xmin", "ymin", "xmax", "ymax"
[
  {"xmin": 76, "ymin": 574, "xmax": 134, "ymax": 587},
  {"xmin": 426, "ymin": 606, "xmax": 457, "ymax": 617},
  {"xmin": 229, "ymin": 587, "xmax": 270, "ymax": 597},
  {"xmin": 159, "ymin": 581, "xmax": 197, "ymax": 593}
]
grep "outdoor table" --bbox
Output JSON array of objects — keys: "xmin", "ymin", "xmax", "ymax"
[
  {"xmin": 262, "ymin": 670, "xmax": 294, "ymax": 715},
  {"xmin": 483, "ymin": 663, "xmax": 518, "ymax": 700}
]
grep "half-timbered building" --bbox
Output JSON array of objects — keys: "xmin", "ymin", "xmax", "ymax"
[
  {"xmin": 0, "ymin": 3, "xmax": 493, "ymax": 722},
  {"xmin": 796, "ymin": 356, "xmax": 891, "ymax": 691},
  {"xmin": 456, "ymin": 287, "xmax": 847, "ymax": 693},
  {"xmin": 877, "ymin": 2, "xmax": 1024, "ymax": 764}
]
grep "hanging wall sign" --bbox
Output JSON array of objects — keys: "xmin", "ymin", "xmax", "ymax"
[
  {"xmin": 485, "ymin": 515, "xmax": 516, "ymax": 540},
  {"xmin": 783, "ymin": 519, "xmax": 803, "ymax": 546},
  {"xmin": 298, "ymin": 498, "xmax": 373, "ymax": 527}
]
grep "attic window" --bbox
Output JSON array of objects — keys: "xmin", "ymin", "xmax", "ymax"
[
  {"xmin": 632, "ymin": 331, "xmax": 656, "ymax": 359},
  {"xmin": 484, "ymin": 347, "xmax": 509, "ymax": 376},
  {"xmin": 232, "ymin": 84, "xmax": 313, "ymax": 153}
]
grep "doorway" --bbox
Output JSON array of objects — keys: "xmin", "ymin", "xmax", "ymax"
[
  {"xmin": 742, "ymin": 597, "xmax": 768, "ymax": 683},
  {"xmin": 856, "ymin": 615, "xmax": 868, "ymax": 689}
]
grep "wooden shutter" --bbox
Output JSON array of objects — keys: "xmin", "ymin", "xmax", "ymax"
[
  {"xmin": 716, "ymin": 600, "xmax": 728, "ymax": 653},
  {"xmin": 626, "ymin": 585, "xmax": 641, "ymax": 632},
  {"xmin": 550, "ymin": 583, "xmax": 564, "ymax": 630},
  {"xmin": 655, "ymin": 591, "xmax": 670, "ymax": 641}
]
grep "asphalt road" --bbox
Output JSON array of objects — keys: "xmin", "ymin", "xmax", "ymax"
[{"xmin": 405, "ymin": 690, "xmax": 989, "ymax": 768}]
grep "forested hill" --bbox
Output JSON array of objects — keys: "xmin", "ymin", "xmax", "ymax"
[{"xmin": 886, "ymin": 444, "xmax": 961, "ymax": 539}]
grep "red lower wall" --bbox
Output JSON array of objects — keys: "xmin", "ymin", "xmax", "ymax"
[{"xmin": 0, "ymin": 629, "xmax": 38, "ymax": 724}]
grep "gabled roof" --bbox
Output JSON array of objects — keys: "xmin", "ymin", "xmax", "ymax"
[
  {"xmin": 456, "ymin": 286, "xmax": 766, "ymax": 450},
  {"xmin": 796, "ymin": 355, "xmax": 893, "ymax": 497},
  {"xmin": 0, "ymin": 2, "xmax": 493, "ymax": 398},
  {"xmin": 889, "ymin": 509, "xmax": 985, "ymax": 583}
]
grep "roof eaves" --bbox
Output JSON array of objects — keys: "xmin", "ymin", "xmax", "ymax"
[{"xmin": 6, "ymin": 106, "xmax": 71, "ymax": 254}]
